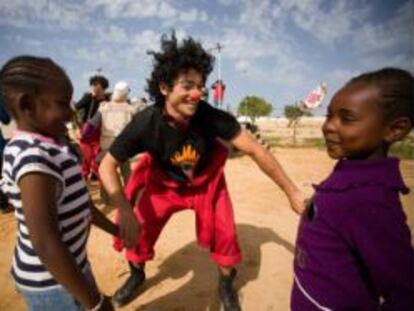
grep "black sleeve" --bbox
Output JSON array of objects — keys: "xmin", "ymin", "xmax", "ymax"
[
  {"xmin": 74, "ymin": 93, "xmax": 92, "ymax": 109},
  {"xmin": 108, "ymin": 108, "xmax": 154, "ymax": 162},
  {"xmin": 200, "ymin": 102, "xmax": 241, "ymax": 140}
]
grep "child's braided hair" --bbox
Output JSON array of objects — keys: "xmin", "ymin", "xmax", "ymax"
[
  {"xmin": 347, "ymin": 68, "xmax": 414, "ymax": 124},
  {"xmin": 0, "ymin": 55, "xmax": 72, "ymax": 118}
]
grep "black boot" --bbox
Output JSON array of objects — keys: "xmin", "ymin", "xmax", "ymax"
[
  {"xmin": 218, "ymin": 268, "xmax": 241, "ymax": 311},
  {"xmin": 113, "ymin": 262, "xmax": 146, "ymax": 307}
]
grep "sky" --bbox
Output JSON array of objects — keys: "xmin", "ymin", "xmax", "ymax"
[{"xmin": 1, "ymin": 0, "xmax": 413, "ymax": 116}]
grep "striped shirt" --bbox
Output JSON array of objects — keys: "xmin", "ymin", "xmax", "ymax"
[{"xmin": 0, "ymin": 132, "xmax": 91, "ymax": 291}]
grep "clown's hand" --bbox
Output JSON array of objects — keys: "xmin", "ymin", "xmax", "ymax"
[{"xmin": 288, "ymin": 190, "xmax": 307, "ymax": 215}]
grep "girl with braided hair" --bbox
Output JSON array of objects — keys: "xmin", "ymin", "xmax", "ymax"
[{"xmin": 0, "ymin": 55, "xmax": 117, "ymax": 311}]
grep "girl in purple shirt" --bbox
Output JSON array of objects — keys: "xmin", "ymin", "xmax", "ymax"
[{"xmin": 292, "ymin": 68, "xmax": 414, "ymax": 310}]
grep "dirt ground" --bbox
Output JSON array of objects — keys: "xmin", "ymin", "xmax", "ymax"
[{"xmin": 1, "ymin": 148, "xmax": 413, "ymax": 311}]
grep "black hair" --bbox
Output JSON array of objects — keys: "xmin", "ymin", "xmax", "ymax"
[
  {"xmin": 89, "ymin": 75, "xmax": 109, "ymax": 89},
  {"xmin": 146, "ymin": 31, "xmax": 214, "ymax": 104},
  {"xmin": 0, "ymin": 55, "xmax": 73, "ymax": 117},
  {"xmin": 347, "ymin": 68, "xmax": 414, "ymax": 124}
]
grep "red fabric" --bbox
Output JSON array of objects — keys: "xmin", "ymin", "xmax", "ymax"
[
  {"xmin": 212, "ymin": 82, "xmax": 225, "ymax": 102},
  {"xmin": 113, "ymin": 141, "xmax": 241, "ymax": 267},
  {"xmin": 79, "ymin": 140, "xmax": 100, "ymax": 178},
  {"xmin": 80, "ymin": 122, "xmax": 100, "ymax": 143}
]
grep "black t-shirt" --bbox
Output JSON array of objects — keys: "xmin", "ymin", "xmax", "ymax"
[
  {"xmin": 75, "ymin": 93, "xmax": 111, "ymax": 124},
  {"xmin": 109, "ymin": 101, "xmax": 241, "ymax": 182}
]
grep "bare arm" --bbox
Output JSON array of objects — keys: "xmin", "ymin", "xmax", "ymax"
[
  {"xmin": 90, "ymin": 203, "xmax": 119, "ymax": 237},
  {"xmin": 99, "ymin": 152, "xmax": 139, "ymax": 248},
  {"xmin": 230, "ymin": 128, "xmax": 305, "ymax": 214},
  {"xmin": 19, "ymin": 173, "xmax": 101, "ymax": 309}
]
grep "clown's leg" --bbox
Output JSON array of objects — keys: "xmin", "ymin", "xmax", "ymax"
[
  {"xmin": 113, "ymin": 188, "xmax": 174, "ymax": 307},
  {"xmin": 209, "ymin": 182, "xmax": 242, "ymax": 311}
]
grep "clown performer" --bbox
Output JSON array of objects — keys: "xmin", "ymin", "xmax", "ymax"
[{"xmin": 99, "ymin": 32, "xmax": 306, "ymax": 311}]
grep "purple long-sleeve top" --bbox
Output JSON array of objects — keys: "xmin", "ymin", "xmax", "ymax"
[{"xmin": 292, "ymin": 158, "xmax": 414, "ymax": 311}]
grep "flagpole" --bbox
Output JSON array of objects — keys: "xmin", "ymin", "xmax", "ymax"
[
  {"xmin": 208, "ymin": 43, "xmax": 225, "ymax": 109},
  {"xmin": 217, "ymin": 43, "xmax": 222, "ymax": 82}
]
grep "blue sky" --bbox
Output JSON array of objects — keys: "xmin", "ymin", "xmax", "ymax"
[{"xmin": 1, "ymin": 0, "xmax": 413, "ymax": 116}]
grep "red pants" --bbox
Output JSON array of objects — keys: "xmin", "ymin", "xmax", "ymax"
[
  {"xmin": 79, "ymin": 141, "xmax": 100, "ymax": 178},
  {"xmin": 114, "ymin": 142, "xmax": 241, "ymax": 267}
]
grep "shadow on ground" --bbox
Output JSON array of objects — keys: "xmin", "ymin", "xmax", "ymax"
[{"xmin": 113, "ymin": 223, "xmax": 294, "ymax": 310}]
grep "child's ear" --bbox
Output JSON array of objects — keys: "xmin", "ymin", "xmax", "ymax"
[
  {"xmin": 17, "ymin": 93, "xmax": 36, "ymax": 114},
  {"xmin": 159, "ymin": 82, "xmax": 170, "ymax": 96},
  {"xmin": 384, "ymin": 117, "xmax": 412, "ymax": 143}
]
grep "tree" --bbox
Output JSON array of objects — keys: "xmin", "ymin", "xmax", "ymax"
[
  {"xmin": 284, "ymin": 103, "xmax": 312, "ymax": 146},
  {"xmin": 237, "ymin": 96, "xmax": 273, "ymax": 124}
]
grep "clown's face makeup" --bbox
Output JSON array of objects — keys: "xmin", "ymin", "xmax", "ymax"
[{"xmin": 161, "ymin": 68, "xmax": 205, "ymax": 121}]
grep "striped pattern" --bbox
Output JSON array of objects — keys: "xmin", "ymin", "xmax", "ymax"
[{"xmin": 0, "ymin": 134, "xmax": 91, "ymax": 291}]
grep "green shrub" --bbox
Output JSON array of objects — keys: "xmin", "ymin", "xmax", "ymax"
[{"xmin": 390, "ymin": 138, "xmax": 414, "ymax": 159}]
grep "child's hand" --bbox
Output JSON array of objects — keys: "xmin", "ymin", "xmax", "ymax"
[
  {"xmin": 119, "ymin": 207, "xmax": 140, "ymax": 248},
  {"xmin": 288, "ymin": 190, "xmax": 307, "ymax": 215},
  {"xmin": 70, "ymin": 127, "xmax": 81, "ymax": 143}
]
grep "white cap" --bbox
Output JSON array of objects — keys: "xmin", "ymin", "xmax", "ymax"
[{"xmin": 112, "ymin": 81, "xmax": 130, "ymax": 101}]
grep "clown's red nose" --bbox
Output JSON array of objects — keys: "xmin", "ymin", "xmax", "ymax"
[{"xmin": 188, "ymin": 89, "xmax": 202, "ymax": 101}]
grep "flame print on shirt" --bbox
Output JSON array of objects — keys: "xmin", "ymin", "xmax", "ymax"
[{"xmin": 170, "ymin": 144, "xmax": 200, "ymax": 180}]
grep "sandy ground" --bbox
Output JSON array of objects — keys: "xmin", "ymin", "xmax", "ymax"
[{"xmin": 1, "ymin": 148, "xmax": 413, "ymax": 311}]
